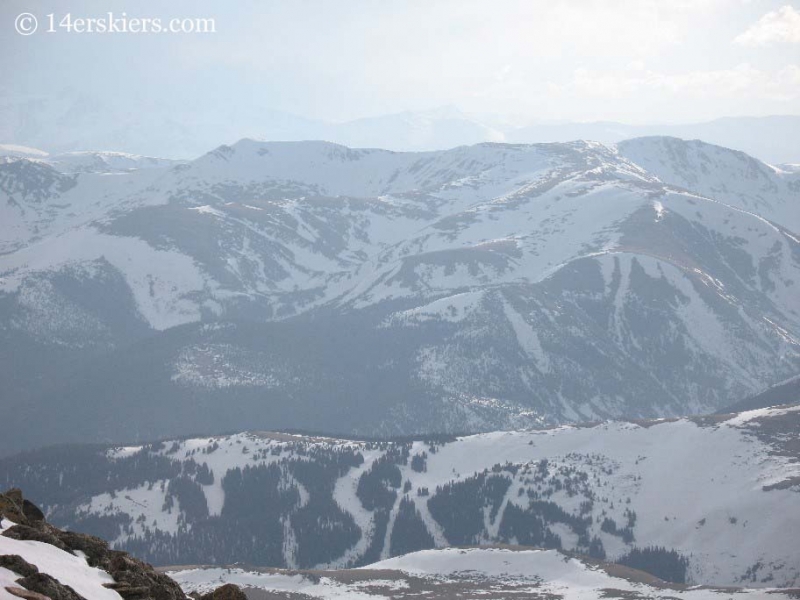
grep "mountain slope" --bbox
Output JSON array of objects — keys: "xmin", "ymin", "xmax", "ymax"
[
  {"xmin": 3, "ymin": 491, "xmax": 791, "ymax": 600},
  {"xmin": 617, "ymin": 136, "xmax": 800, "ymax": 232},
  {"xmin": 1, "ymin": 138, "xmax": 799, "ymax": 454},
  {"xmin": 2, "ymin": 405, "xmax": 798, "ymax": 587},
  {"xmin": 722, "ymin": 374, "xmax": 800, "ymax": 413},
  {"xmin": 507, "ymin": 115, "xmax": 800, "ymax": 165}
]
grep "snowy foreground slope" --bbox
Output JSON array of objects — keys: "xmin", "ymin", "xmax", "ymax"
[
  {"xmin": 168, "ymin": 547, "xmax": 797, "ymax": 600},
  {"xmin": 0, "ymin": 518, "xmax": 120, "ymax": 600},
  {"xmin": 3, "ymin": 405, "xmax": 798, "ymax": 588},
  {"xmin": 0, "ymin": 488, "xmax": 222, "ymax": 600},
  {"xmin": 1, "ymin": 136, "xmax": 799, "ymax": 455}
]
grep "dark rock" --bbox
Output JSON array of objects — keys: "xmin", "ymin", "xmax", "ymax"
[
  {"xmin": 200, "ymin": 584, "xmax": 248, "ymax": 600},
  {"xmin": 21, "ymin": 501, "xmax": 45, "ymax": 524},
  {"xmin": 69, "ymin": 544, "xmax": 187, "ymax": 600},
  {"xmin": 57, "ymin": 531, "xmax": 110, "ymax": 568},
  {"xmin": 106, "ymin": 553, "xmax": 186, "ymax": 600},
  {"xmin": 4, "ymin": 489, "xmax": 23, "ymax": 507},
  {"xmin": 0, "ymin": 555, "xmax": 39, "ymax": 578},
  {"xmin": 2, "ymin": 525, "xmax": 69, "ymax": 552},
  {"xmin": 15, "ymin": 572, "xmax": 85, "ymax": 600},
  {"xmin": 4, "ymin": 585, "xmax": 51, "ymax": 600},
  {"xmin": 108, "ymin": 552, "xmax": 135, "ymax": 573},
  {"xmin": 110, "ymin": 584, "xmax": 151, "ymax": 599},
  {"xmin": 0, "ymin": 489, "xmax": 28, "ymax": 526},
  {"xmin": 111, "ymin": 568, "xmax": 187, "ymax": 600}
]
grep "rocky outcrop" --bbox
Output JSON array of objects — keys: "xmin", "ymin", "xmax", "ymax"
[
  {"xmin": 13, "ymin": 573, "xmax": 83, "ymax": 600},
  {"xmin": 0, "ymin": 488, "xmax": 245, "ymax": 600},
  {"xmin": 0, "ymin": 489, "xmax": 27, "ymax": 524},
  {"xmin": 0, "ymin": 555, "xmax": 39, "ymax": 577},
  {"xmin": 6, "ymin": 586, "xmax": 53, "ymax": 600},
  {"xmin": 196, "ymin": 584, "xmax": 248, "ymax": 600}
]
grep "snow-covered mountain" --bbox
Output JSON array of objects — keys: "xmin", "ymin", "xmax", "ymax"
[
  {"xmin": 507, "ymin": 115, "xmax": 800, "ymax": 165},
  {"xmin": 42, "ymin": 151, "xmax": 182, "ymax": 175},
  {"xmin": 617, "ymin": 136, "xmax": 800, "ymax": 232},
  {"xmin": 2, "ymin": 488, "xmax": 794, "ymax": 600},
  {"xmin": 2, "ymin": 404, "xmax": 798, "ymax": 588},
  {"xmin": 0, "ymin": 144, "xmax": 49, "ymax": 160},
  {"xmin": 0, "ymin": 137, "xmax": 798, "ymax": 455}
]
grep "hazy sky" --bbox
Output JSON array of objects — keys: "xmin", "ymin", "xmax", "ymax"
[{"xmin": 2, "ymin": 0, "xmax": 800, "ymax": 124}]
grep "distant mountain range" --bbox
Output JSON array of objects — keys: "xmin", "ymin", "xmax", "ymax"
[
  {"xmin": 0, "ymin": 136, "xmax": 798, "ymax": 456},
  {"xmin": 505, "ymin": 115, "xmax": 800, "ymax": 167},
  {"xmin": 1, "ymin": 90, "xmax": 798, "ymax": 163}
]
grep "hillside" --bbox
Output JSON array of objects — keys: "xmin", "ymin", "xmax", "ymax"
[
  {"xmin": 2, "ymin": 489, "xmax": 794, "ymax": 600},
  {"xmin": 2, "ymin": 405, "xmax": 798, "ymax": 588},
  {"xmin": 723, "ymin": 375, "xmax": 800, "ymax": 413},
  {"xmin": 1, "ymin": 137, "xmax": 798, "ymax": 455}
]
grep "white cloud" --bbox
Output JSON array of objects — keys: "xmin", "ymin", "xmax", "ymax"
[
  {"xmin": 734, "ymin": 5, "xmax": 800, "ymax": 46},
  {"xmin": 4, "ymin": 0, "xmax": 799, "ymax": 126},
  {"xmin": 550, "ymin": 64, "xmax": 800, "ymax": 102}
]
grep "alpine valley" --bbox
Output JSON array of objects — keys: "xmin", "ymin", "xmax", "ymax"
[{"xmin": 1, "ymin": 137, "xmax": 799, "ymax": 456}]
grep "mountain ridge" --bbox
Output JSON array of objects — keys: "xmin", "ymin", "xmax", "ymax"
[{"xmin": 0, "ymin": 136, "xmax": 798, "ymax": 455}]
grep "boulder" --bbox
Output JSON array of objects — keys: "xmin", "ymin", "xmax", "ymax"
[
  {"xmin": 57, "ymin": 531, "xmax": 110, "ymax": 568},
  {"xmin": 5, "ymin": 586, "xmax": 52, "ymax": 600},
  {"xmin": 103, "ymin": 583, "xmax": 151, "ymax": 600},
  {"xmin": 21, "ymin": 501, "xmax": 45, "ymax": 524},
  {"xmin": 4, "ymin": 489, "xmax": 23, "ymax": 507},
  {"xmin": 14, "ymin": 573, "xmax": 85, "ymax": 600},
  {"xmin": 0, "ymin": 489, "xmax": 28, "ymax": 526},
  {"xmin": 200, "ymin": 584, "xmax": 248, "ymax": 600},
  {"xmin": 0, "ymin": 555, "xmax": 40, "ymax": 578},
  {"xmin": 2, "ymin": 525, "xmax": 69, "ymax": 552}
]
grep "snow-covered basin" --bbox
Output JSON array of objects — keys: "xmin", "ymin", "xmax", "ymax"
[{"xmin": 168, "ymin": 547, "xmax": 787, "ymax": 599}]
